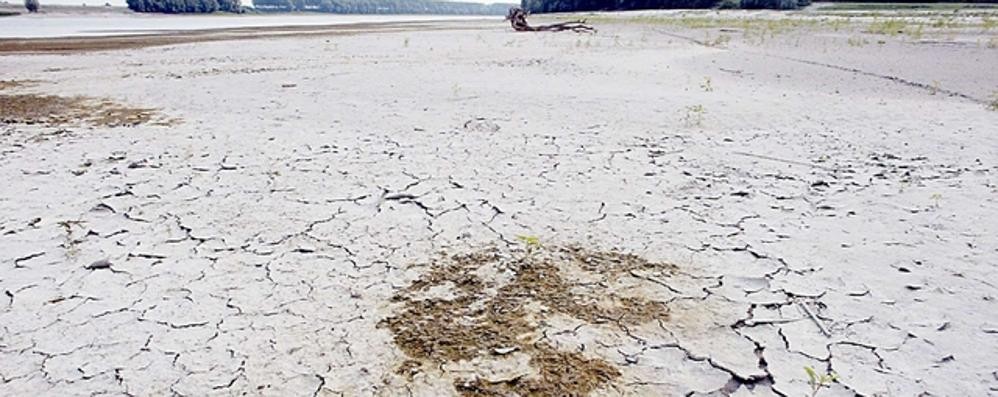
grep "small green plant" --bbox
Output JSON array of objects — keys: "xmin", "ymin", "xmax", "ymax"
[
  {"xmin": 682, "ymin": 104, "xmax": 706, "ymax": 127},
  {"xmin": 827, "ymin": 18, "xmax": 849, "ymax": 32},
  {"xmin": 516, "ymin": 235, "xmax": 542, "ymax": 252},
  {"xmin": 847, "ymin": 36, "xmax": 868, "ymax": 47},
  {"xmin": 981, "ymin": 17, "xmax": 998, "ymax": 32},
  {"xmin": 865, "ymin": 19, "xmax": 908, "ymax": 36},
  {"xmin": 908, "ymin": 23, "xmax": 924, "ymax": 41},
  {"xmin": 704, "ymin": 33, "xmax": 731, "ymax": 47},
  {"xmin": 930, "ymin": 15, "xmax": 959, "ymax": 30},
  {"xmin": 805, "ymin": 366, "xmax": 838, "ymax": 397},
  {"xmin": 989, "ymin": 92, "xmax": 998, "ymax": 111},
  {"xmin": 700, "ymin": 76, "xmax": 714, "ymax": 92},
  {"xmin": 930, "ymin": 192, "xmax": 943, "ymax": 208},
  {"xmin": 983, "ymin": 16, "xmax": 997, "ymax": 31}
]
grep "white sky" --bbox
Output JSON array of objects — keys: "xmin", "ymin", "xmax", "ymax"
[{"xmin": 27, "ymin": 0, "xmax": 505, "ymax": 6}]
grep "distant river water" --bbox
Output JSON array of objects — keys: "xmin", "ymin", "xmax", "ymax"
[{"xmin": 0, "ymin": 14, "xmax": 489, "ymax": 39}]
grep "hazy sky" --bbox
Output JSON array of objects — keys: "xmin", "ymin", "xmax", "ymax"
[{"xmin": 30, "ymin": 0, "xmax": 504, "ymax": 6}]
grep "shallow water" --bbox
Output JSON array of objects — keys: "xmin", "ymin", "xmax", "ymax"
[{"xmin": 0, "ymin": 14, "xmax": 486, "ymax": 38}]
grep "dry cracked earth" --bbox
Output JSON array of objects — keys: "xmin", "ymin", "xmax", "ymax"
[{"xmin": 2, "ymin": 17, "xmax": 998, "ymax": 396}]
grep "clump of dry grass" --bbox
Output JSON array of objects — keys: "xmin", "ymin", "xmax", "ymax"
[
  {"xmin": 455, "ymin": 346, "xmax": 620, "ymax": 396},
  {"xmin": 865, "ymin": 18, "xmax": 910, "ymax": 35},
  {"xmin": 381, "ymin": 245, "xmax": 677, "ymax": 396},
  {"xmin": 1, "ymin": 93, "xmax": 168, "ymax": 127},
  {"xmin": 682, "ymin": 104, "xmax": 707, "ymax": 127}
]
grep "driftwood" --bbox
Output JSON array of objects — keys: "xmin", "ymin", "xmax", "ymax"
[
  {"xmin": 506, "ymin": 7, "xmax": 596, "ymax": 33},
  {"xmin": 798, "ymin": 301, "xmax": 831, "ymax": 338}
]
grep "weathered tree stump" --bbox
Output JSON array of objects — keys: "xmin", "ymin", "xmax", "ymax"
[{"xmin": 506, "ymin": 7, "xmax": 596, "ymax": 33}]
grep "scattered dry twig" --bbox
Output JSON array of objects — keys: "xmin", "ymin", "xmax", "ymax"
[{"xmin": 799, "ymin": 301, "xmax": 831, "ymax": 337}]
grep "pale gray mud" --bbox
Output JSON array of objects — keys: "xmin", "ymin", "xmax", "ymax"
[{"xmin": 1, "ymin": 14, "xmax": 997, "ymax": 396}]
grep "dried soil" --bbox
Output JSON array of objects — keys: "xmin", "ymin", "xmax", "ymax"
[
  {"xmin": 0, "ymin": 91, "xmax": 166, "ymax": 127},
  {"xmin": 382, "ymin": 245, "xmax": 677, "ymax": 396}
]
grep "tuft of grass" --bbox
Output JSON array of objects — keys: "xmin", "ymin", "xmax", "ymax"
[
  {"xmin": 704, "ymin": 33, "xmax": 732, "ymax": 47},
  {"xmin": 930, "ymin": 15, "xmax": 961, "ymax": 29},
  {"xmin": 819, "ymin": 2, "xmax": 998, "ymax": 11},
  {"xmin": 701, "ymin": 76, "xmax": 714, "ymax": 92},
  {"xmin": 930, "ymin": 192, "xmax": 943, "ymax": 208},
  {"xmin": 988, "ymin": 92, "xmax": 998, "ymax": 111},
  {"xmin": 516, "ymin": 235, "xmax": 542, "ymax": 251},
  {"xmin": 847, "ymin": 36, "xmax": 868, "ymax": 46},
  {"xmin": 805, "ymin": 366, "xmax": 839, "ymax": 397},
  {"xmin": 908, "ymin": 23, "xmax": 925, "ymax": 40},
  {"xmin": 826, "ymin": 18, "xmax": 851, "ymax": 32},
  {"xmin": 983, "ymin": 16, "xmax": 997, "ymax": 30},
  {"xmin": 865, "ymin": 18, "xmax": 909, "ymax": 35},
  {"xmin": 682, "ymin": 104, "xmax": 706, "ymax": 127}
]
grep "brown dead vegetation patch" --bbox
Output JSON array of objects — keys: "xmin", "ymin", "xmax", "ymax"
[
  {"xmin": 455, "ymin": 345, "xmax": 620, "ymax": 396},
  {"xmin": 0, "ymin": 93, "xmax": 170, "ymax": 127},
  {"xmin": 382, "ymin": 245, "xmax": 677, "ymax": 396}
]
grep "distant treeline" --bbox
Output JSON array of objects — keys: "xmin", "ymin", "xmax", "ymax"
[
  {"xmin": 127, "ymin": 0, "xmax": 513, "ymax": 14},
  {"xmin": 127, "ymin": 0, "xmax": 242, "ymax": 13},
  {"xmin": 523, "ymin": 0, "xmax": 699, "ymax": 12},
  {"xmin": 815, "ymin": 0, "xmax": 998, "ymax": 2},
  {"xmin": 251, "ymin": 0, "xmax": 512, "ymax": 14},
  {"xmin": 520, "ymin": 0, "xmax": 998, "ymax": 12},
  {"xmin": 521, "ymin": 0, "xmax": 812, "ymax": 11}
]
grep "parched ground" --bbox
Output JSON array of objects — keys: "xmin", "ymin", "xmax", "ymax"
[{"xmin": 1, "ymin": 10, "xmax": 997, "ymax": 396}]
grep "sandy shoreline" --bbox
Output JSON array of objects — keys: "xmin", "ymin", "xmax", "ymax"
[
  {"xmin": 0, "ymin": 20, "xmax": 489, "ymax": 53},
  {"xmin": 1, "ymin": 10, "xmax": 997, "ymax": 396}
]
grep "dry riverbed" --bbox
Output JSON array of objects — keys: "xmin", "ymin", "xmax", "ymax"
[{"xmin": 1, "ymin": 10, "xmax": 997, "ymax": 396}]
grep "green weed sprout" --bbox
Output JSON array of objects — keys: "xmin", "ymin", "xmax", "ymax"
[
  {"xmin": 515, "ymin": 235, "xmax": 542, "ymax": 252},
  {"xmin": 805, "ymin": 366, "xmax": 839, "ymax": 397}
]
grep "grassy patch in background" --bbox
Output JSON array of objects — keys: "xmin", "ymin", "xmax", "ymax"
[{"xmin": 817, "ymin": 2, "xmax": 998, "ymax": 11}]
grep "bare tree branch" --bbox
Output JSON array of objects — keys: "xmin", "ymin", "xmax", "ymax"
[{"xmin": 506, "ymin": 7, "xmax": 596, "ymax": 33}]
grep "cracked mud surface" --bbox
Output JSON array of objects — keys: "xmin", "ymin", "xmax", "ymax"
[{"xmin": 2, "ymin": 16, "xmax": 998, "ymax": 396}]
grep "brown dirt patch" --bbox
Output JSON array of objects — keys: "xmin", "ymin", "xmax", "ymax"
[
  {"xmin": 381, "ymin": 245, "xmax": 677, "ymax": 396},
  {"xmin": 1, "ymin": 94, "xmax": 170, "ymax": 127},
  {"xmin": 454, "ymin": 345, "xmax": 620, "ymax": 396}
]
